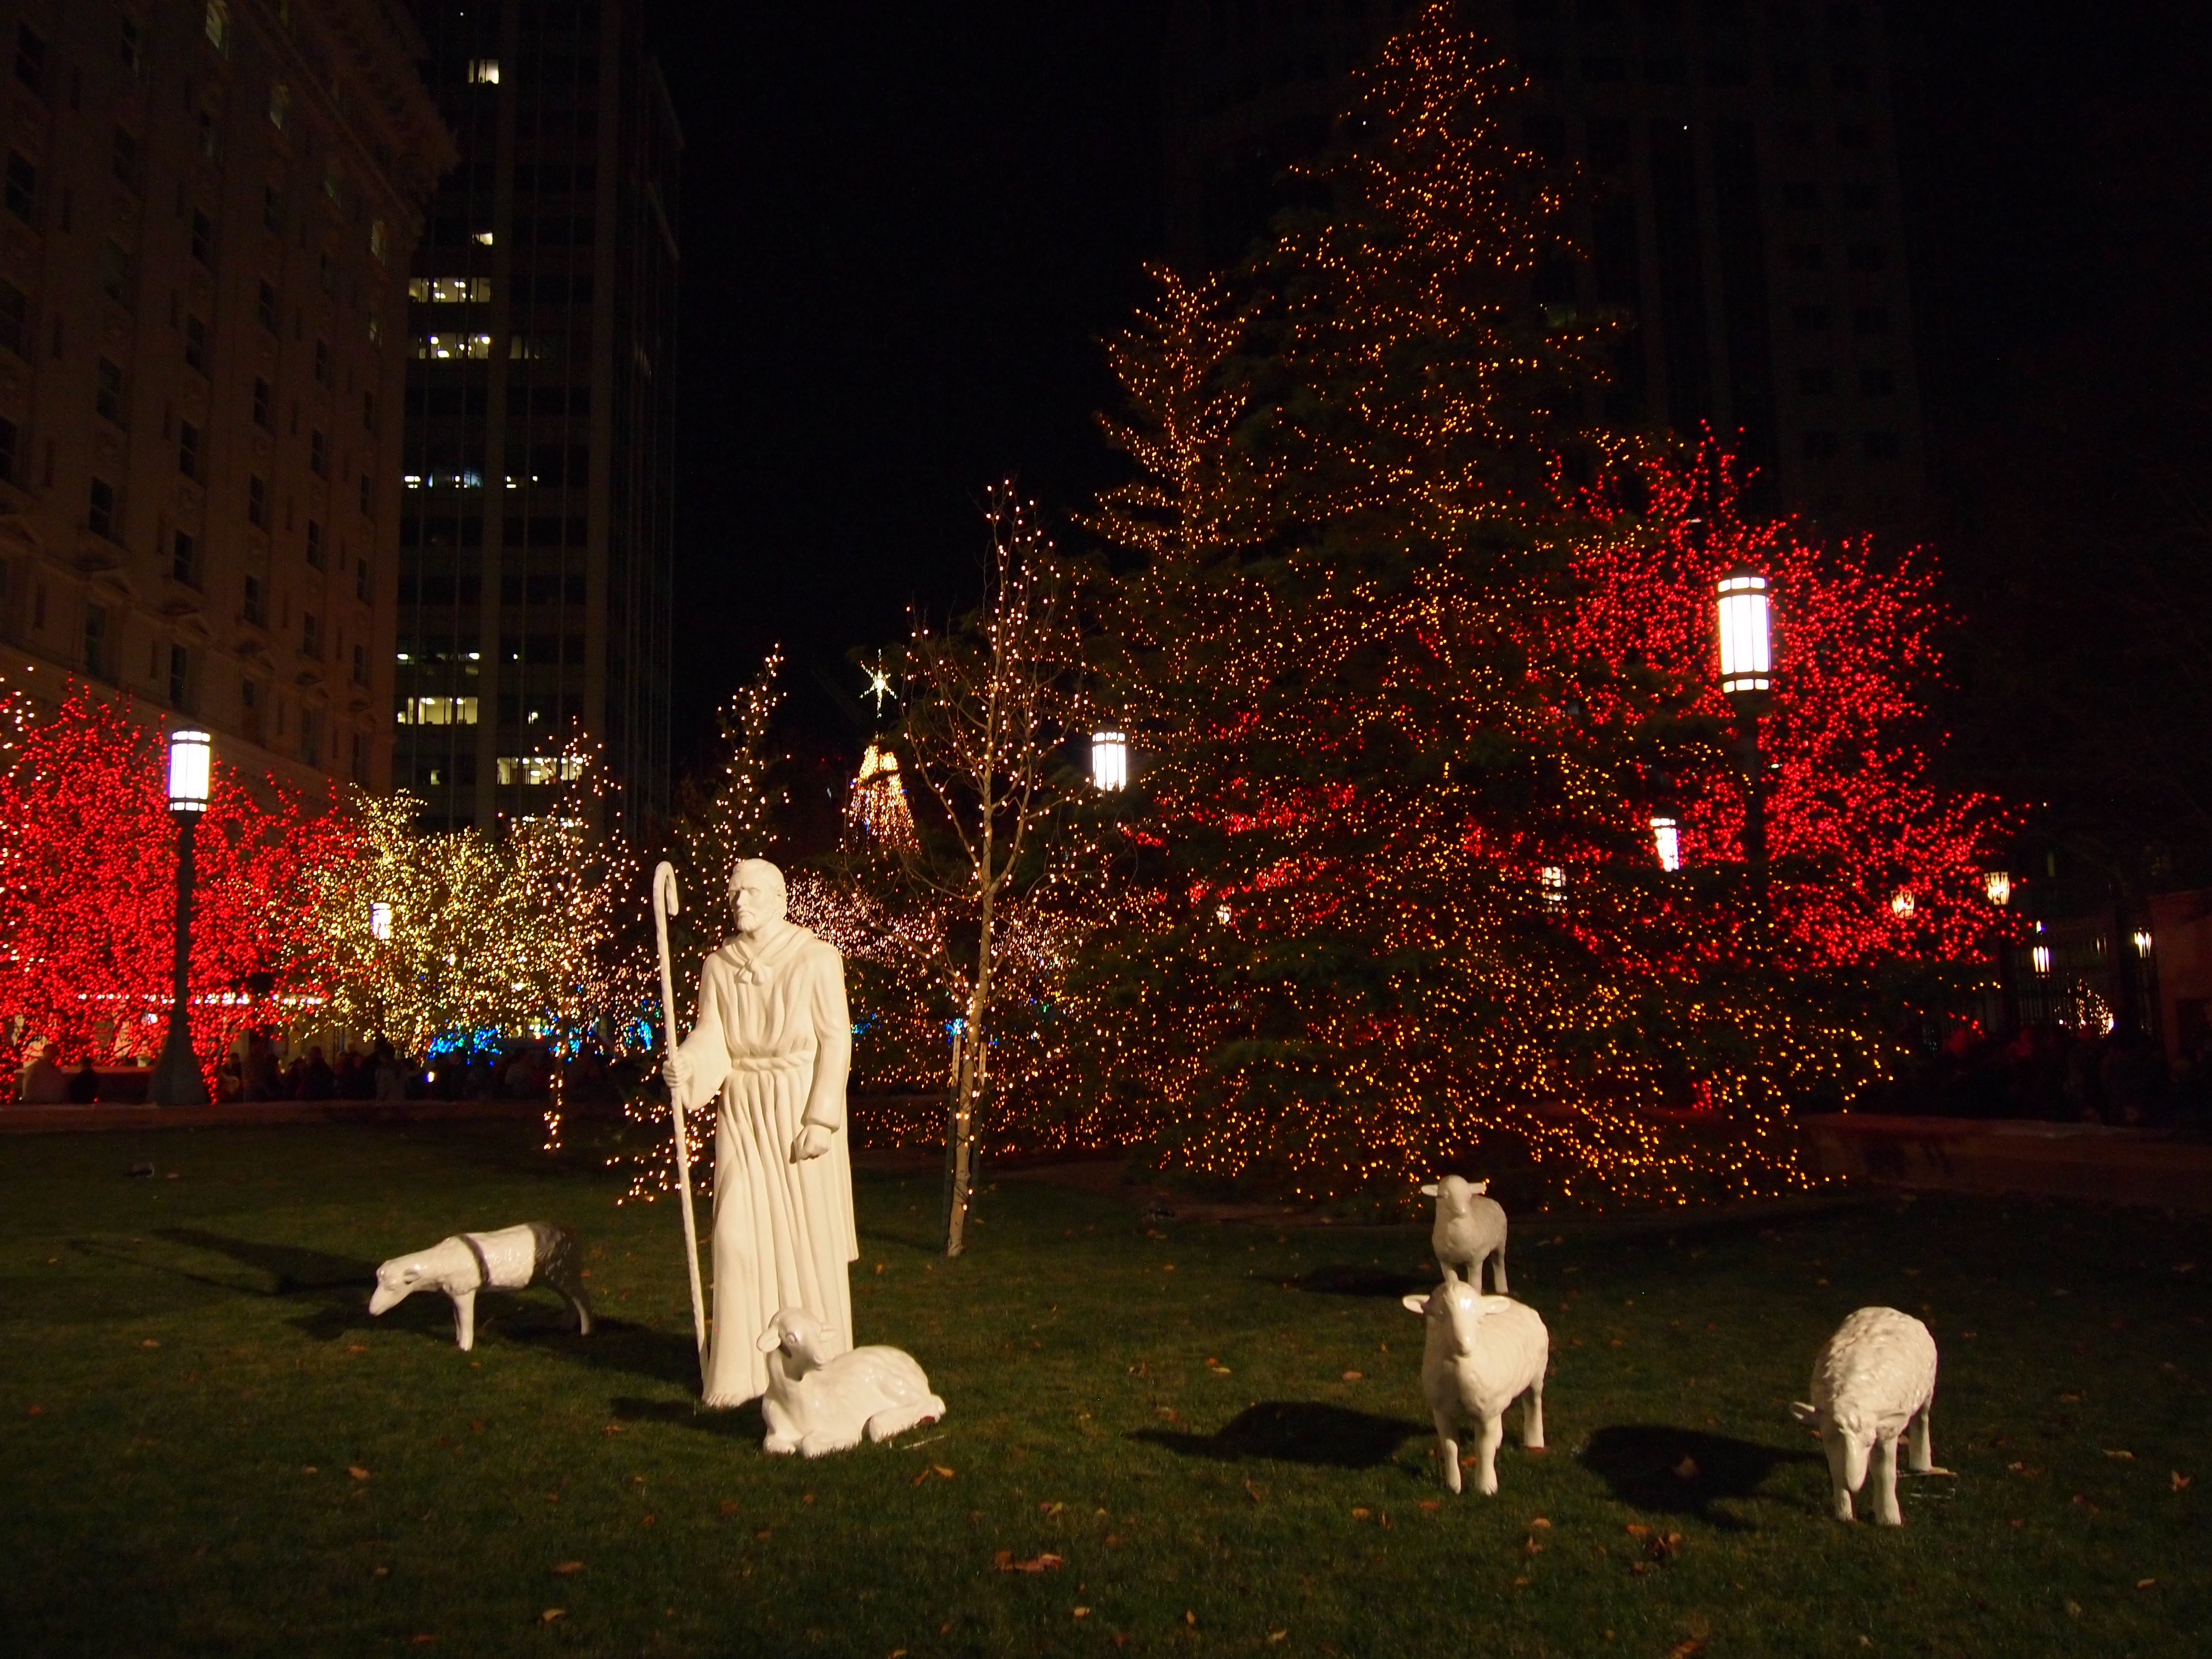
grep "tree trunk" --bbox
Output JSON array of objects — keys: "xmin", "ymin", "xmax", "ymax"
[{"xmin": 943, "ymin": 877, "xmax": 995, "ymax": 1257}]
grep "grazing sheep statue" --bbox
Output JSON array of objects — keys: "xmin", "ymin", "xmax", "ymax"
[
  {"xmin": 1402, "ymin": 1272, "xmax": 1547, "ymax": 1496},
  {"xmin": 1421, "ymin": 1175, "xmax": 1509, "ymax": 1294},
  {"xmin": 368, "ymin": 1222, "xmax": 591, "ymax": 1352},
  {"xmin": 1789, "ymin": 1306, "xmax": 1938, "ymax": 1526},
  {"xmin": 756, "ymin": 1307, "xmax": 946, "ymax": 1458}
]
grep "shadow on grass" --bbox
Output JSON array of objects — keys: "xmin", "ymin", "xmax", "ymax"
[
  {"xmin": 1131, "ymin": 1401, "xmax": 1427, "ymax": 1469},
  {"xmin": 508, "ymin": 1316, "xmax": 704, "ymax": 1389},
  {"xmin": 151, "ymin": 1227, "xmax": 376, "ymax": 1292},
  {"xmin": 1578, "ymin": 1424, "xmax": 1821, "ymax": 1527},
  {"xmin": 1277, "ymin": 1265, "xmax": 1434, "ymax": 1299},
  {"xmin": 611, "ymin": 1393, "xmax": 766, "ymax": 1443}
]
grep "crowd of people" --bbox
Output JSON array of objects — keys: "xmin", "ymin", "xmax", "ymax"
[{"xmin": 9, "ymin": 1035, "xmax": 618, "ymax": 1106}]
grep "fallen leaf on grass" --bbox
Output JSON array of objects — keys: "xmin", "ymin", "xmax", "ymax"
[
  {"xmin": 140, "ymin": 1340, "xmax": 161, "ymax": 1350},
  {"xmin": 1673, "ymin": 1456, "xmax": 1700, "ymax": 1480},
  {"xmin": 992, "ymin": 1551, "xmax": 1064, "ymax": 1574},
  {"xmin": 1418, "ymin": 1500, "xmax": 1439, "ymax": 1513},
  {"xmin": 540, "ymin": 1610, "xmax": 566, "ymax": 1624},
  {"xmin": 348, "ymin": 1467, "xmax": 370, "ymax": 1481},
  {"xmin": 2137, "ymin": 1578, "xmax": 2157, "ymax": 1589},
  {"xmin": 1341, "ymin": 1370, "xmax": 1363, "ymax": 1383},
  {"xmin": 1531, "ymin": 1517, "xmax": 1550, "ymax": 1528},
  {"xmin": 2104, "ymin": 1449, "xmax": 2135, "ymax": 1462},
  {"xmin": 1039, "ymin": 1502, "xmax": 1064, "ymax": 1516},
  {"xmin": 1103, "ymin": 1534, "xmax": 1123, "ymax": 1548},
  {"xmin": 1268, "ymin": 1632, "xmax": 1288, "ymax": 1645},
  {"xmin": 1646, "ymin": 1532, "xmax": 1683, "ymax": 1564},
  {"xmin": 2172, "ymin": 1472, "xmax": 2192, "ymax": 1491},
  {"xmin": 551, "ymin": 1562, "xmax": 584, "ymax": 1576},
  {"xmin": 373, "ymin": 1567, "xmax": 390, "ymax": 1578},
  {"xmin": 1243, "ymin": 1479, "xmax": 1265, "ymax": 1505},
  {"xmin": 1073, "ymin": 1607, "xmax": 1091, "ymax": 1619},
  {"xmin": 1625, "ymin": 1524, "xmax": 1649, "ymax": 1537},
  {"xmin": 1154, "ymin": 1408, "xmax": 1181, "ymax": 1423},
  {"xmin": 1667, "ymin": 1641, "xmax": 1706, "ymax": 1658},
  {"xmin": 1351, "ymin": 1508, "xmax": 1371, "ymax": 1520},
  {"xmin": 1184, "ymin": 1611, "xmax": 1198, "ymax": 1627},
  {"xmin": 410, "ymin": 1638, "xmax": 437, "ymax": 1646},
  {"xmin": 601, "ymin": 1423, "xmax": 624, "ymax": 1436},
  {"xmin": 932, "ymin": 1465, "xmax": 955, "ymax": 1479}
]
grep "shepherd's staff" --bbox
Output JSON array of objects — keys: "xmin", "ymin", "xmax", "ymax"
[{"xmin": 652, "ymin": 861, "xmax": 708, "ymax": 1366}]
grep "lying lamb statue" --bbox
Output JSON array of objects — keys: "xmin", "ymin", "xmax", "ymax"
[
  {"xmin": 1790, "ymin": 1306, "xmax": 1939, "ymax": 1526},
  {"xmin": 1421, "ymin": 1175, "xmax": 1509, "ymax": 1294},
  {"xmin": 368, "ymin": 1222, "xmax": 591, "ymax": 1352},
  {"xmin": 1402, "ymin": 1271, "xmax": 1547, "ymax": 1496},
  {"xmin": 756, "ymin": 1307, "xmax": 946, "ymax": 1458}
]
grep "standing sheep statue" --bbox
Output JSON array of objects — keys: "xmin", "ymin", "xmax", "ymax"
[
  {"xmin": 1402, "ymin": 1272, "xmax": 1548, "ymax": 1496},
  {"xmin": 756, "ymin": 1307, "xmax": 946, "ymax": 1458},
  {"xmin": 1789, "ymin": 1306, "xmax": 1939, "ymax": 1526},
  {"xmin": 1421, "ymin": 1175, "xmax": 1509, "ymax": 1294},
  {"xmin": 368, "ymin": 1222, "xmax": 592, "ymax": 1352}
]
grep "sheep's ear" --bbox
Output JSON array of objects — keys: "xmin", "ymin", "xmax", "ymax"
[
  {"xmin": 755, "ymin": 1324, "xmax": 785, "ymax": 1354},
  {"xmin": 1418, "ymin": 1183, "xmax": 1438, "ymax": 1198},
  {"xmin": 1469, "ymin": 1180, "xmax": 1488, "ymax": 1195},
  {"xmin": 402, "ymin": 1266, "xmax": 421, "ymax": 1283},
  {"xmin": 1788, "ymin": 1401, "xmax": 1821, "ymax": 1426},
  {"xmin": 1401, "ymin": 1294, "xmax": 1431, "ymax": 1315}
]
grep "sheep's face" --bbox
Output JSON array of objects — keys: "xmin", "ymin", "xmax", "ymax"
[
  {"xmin": 368, "ymin": 1260, "xmax": 424, "ymax": 1316},
  {"xmin": 1420, "ymin": 1175, "xmax": 1483, "ymax": 1215},
  {"xmin": 1402, "ymin": 1277, "xmax": 1488, "ymax": 1346},
  {"xmin": 1792, "ymin": 1400, "xmax": 1872, "ymax": 1494},
  {"xmin": 755, "ymin": 1310, "xmax": 831, "ymax": 1370}
]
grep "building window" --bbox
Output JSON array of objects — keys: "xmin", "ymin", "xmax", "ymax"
[
  {"xmin": 496, "ymin": 755, "xmax": 586, "ymax": 787},
  {"xmin": 1803, "ymin": 430, "xmax": 1841, "ymax": 461},
  {"xmin": 415, "ymin": 334, "xmax": 494, "ymax": 361},
  {"xmin": 190, "ymin": 208, "xmax": 213, "ymax": 266},
  {"xmin": 243, "ymin": 574, "xmax": 264, "ymax": 625},
  {"xmin": 368, "ymin": 219, "xmax": 388, "ymax": 263},
  {"xmin": 306, "ymin": 519, "xmax": 324, "ymax": 568},
  {"xmin": 90, "ymin": 479, "xmax": 119, "ymax": 538},
  {"xmin": 14, "ymin": 24, "xmax": 45, "ymax": 96},
  {"xmin": 247, "ymin": 473, "xmax": 268, "ymax": 528},
  {"xmin": 0, "ymin": 414, "xmax": 16, "ymax": 483},
  {"xmin": 0, "ymin": 279, "xmax": 22, "ymax": 356},
  {"xmin": 173, "ymin": 529, "xmax": 199, "ymax": 585},
  {"xmin": 5, "ymin": 153, "xmax": 37, "ymax": 223},
  {"xmin": 324, "ymin": 160, "xmax": 343, "ymax": 205},
  {"xmin": 252, "ymin": 376, "xmax": 272, "ymax": 428},
  {"xmin": 120, "ymin": 16, "xmax": 144, "ymax": 76},
  {"xmin": 408, "ymin": 276, "xmax": 494, "ymax": 305},
  {"xmin": 112, "ymin": 128, "xmax": 141, "ymax": 193},
  {"xmin": 169, "ymin": 646, "xmax": 191, "ymax": 710},
  {"xmin": 184, "ymin": 313, "xmax": 208, "ymax": 373},
  {"xmin": 83, "ymin": 603, "xmax": 109, "ymax": 678},
  {"xmin": 179, "ymin": 421, "xmax": 203, "ymax": 481},
  {"xmin": 262, "ymin": 183, "xmax": 284, "ymax": 233},
  {"xmin": 303, "ymin": 613, "xmax": 322, "ymax": 659},
  {"xmin": 362, "ymin": 391, "xmax": 378, "ymax": 435},
  {"xmin": 257, "ymin": 279, "xmax": 278, "ymax": 332},
  {"xmin": 352, "ymin": 644, "xmax": 367, "ymax": 685},
  {"xmin": 268, "ymin": 82, "xmax": 290, "ymax": 132},
  {"xmin": 314, "ymin": 338, "xmax": 332, "ymax": 386},
  {"xmin": 351, "ymin": 732, "xmax": 367, "ymax": 783},
  {"xmin": 468, "ymin": 59, "xmax": 501, "ymax": 84},
  {"xmin": 1864, "ymin": 430, "xmax": 1901, "ymax": 461},
  {"xmin": 301, "ymin": 707, "xmax": 323, "ymax": 768},
  {"xmin": 309, "ymin": 430, "xmax": 328, "ymax": 476},
  {"xmin": 100, "ymin": 240, "xmax": 132, "ymax": 303},
  {"xmin": 398, "ymin": 696, "xmax": 482, "ymax": 726},
  {"xmin": 95, "ymin": 358, "xmax": 126, "ymax": 424},
  {"xmin": 204, "ymin": 2, "xmax": 230, "ymax": 54},
  {"xmin": 356, "ymin": 555, "xmax": 371, "ymax": 600}
]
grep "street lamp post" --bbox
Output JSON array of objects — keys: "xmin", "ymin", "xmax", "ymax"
[
  {"xmin": 1714, "ymin": 569, "xmax": 1774, "ymax": 899},
  {"xmin": 149, "ymin": 729, "xmax": 212, "ymax": 1107}
]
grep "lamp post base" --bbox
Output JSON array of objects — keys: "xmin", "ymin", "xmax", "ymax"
[{"xmin": 149, "ymin": 1024, "xmax": 208, "ymax": 1107}]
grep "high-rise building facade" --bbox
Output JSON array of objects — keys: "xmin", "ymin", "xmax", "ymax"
[
  {"xmin": 0, "ymin": 0, "xmax": 448, "ymax": 787},
  {"xmin": 397, "ymin": 0, "xmax": 678, "ymax": 838},
  {"xmin": 1165, "ymin": 0, "xmax": 1923, "ymax": 528}
]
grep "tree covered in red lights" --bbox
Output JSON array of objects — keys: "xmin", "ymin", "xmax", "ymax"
[{"xmin": 0, "ymin": 687, "xmax": 355, "ymax": 1086}]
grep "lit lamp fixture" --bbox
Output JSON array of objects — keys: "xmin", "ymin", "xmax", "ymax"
[
  {"xmin": 370, "ymin": 901, "xmax": 394, "ymax": 941},
  {"xmin": 1983, "ymin": 870, "xmax": 2012, "ymax": 906},
  {"xmin": 2030, "ymin": 944, "xmax": 2053, "ymax": 976},
  {"xmin": 1890, "ymin": 888, "xmax": 1916, "ymax": 919},
  {"xmin": 2133, "ymin": 929, "xmax": 2154, "ymax": 958},
  {"xmin": 1539, "ymin": 865, "xmax": 1567, "ymax": 909},
  {"xmin": 1650, "ymin": 816, "xmax": 1682, "ymax": 872},
  {"xmin": 1714, "ymin": 570, "xmax": 1773, "ymax": 700},
  {"xmin": 1090, "ymin": 729, "xmax": 1129, "ymax": 792},
  {"xmin": 150, "ymin": 730, "xmax": 214, "ymax": 1107}
]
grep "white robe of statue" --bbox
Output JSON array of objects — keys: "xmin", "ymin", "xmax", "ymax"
[{"xmin": 667, "ymin": 860, "xmax": 857, "ymax": 1407}]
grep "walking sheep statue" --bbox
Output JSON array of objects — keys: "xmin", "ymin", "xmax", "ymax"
[
  {"xmin": 756, "ymin": 1307, "xmax": 946, "ymax": 1458},
  {"xmin": 1789, "ymin": 1306, "xmax": 1939, "ymax": 1525},
  {"xmin": 368, "ymin": 1222, "xmax": 592, "ymax": 1352},
  {"xmin": 1421, "ymin": 1175, "xmax": 1509, "ymax": 1294},
  {"xmin": 1402, "ymin": 1271, "xmax": 1548, "ymax": 1496}
]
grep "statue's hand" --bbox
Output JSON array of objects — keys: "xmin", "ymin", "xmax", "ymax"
[
  {"xmin": 661, "ymin": 1052, "xmax": 691, "ymax": 1096},
  {"xmin": 790, "ymin": 1124, "xmax": 832, "ymax": 1163}
]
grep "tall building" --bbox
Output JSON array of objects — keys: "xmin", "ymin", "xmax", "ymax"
[
  {"xmin": 1164, "ymin": 0, "xmax": 1924, "ymax": 528},
  {"xmin": 0, "ymin": 0, "xmax": 448, "ymax": 788},
  {"xmin": 396, "ymin": 0, "xmax": 678, "ymax": 839}
]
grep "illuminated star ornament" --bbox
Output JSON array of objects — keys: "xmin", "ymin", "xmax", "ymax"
[{"xmin": 862, "ymin": 657, "xmax": 896, "ymax": 715}]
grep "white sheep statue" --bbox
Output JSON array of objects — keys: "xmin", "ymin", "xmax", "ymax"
[
  {"xmin": 368, "ymin": 1222, "xmax": 591, "ymax": 1352},
  {"xmin": 755, "ymin": 1307, "xmax": 946, "ymax": 1458},
  {"xmin": 1421, "ymin": 1175, "xmax": 1509, "ymax": 1294},
  {"xmin": 1402, "ymin": 1272, "xmax": 1547, "ymax": 1496},
  {"xmin": 1788, "ymin": 1306, "xmax": 1938, "ymax": 1526}
]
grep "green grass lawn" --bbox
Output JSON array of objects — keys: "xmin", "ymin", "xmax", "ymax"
[{"xmin": 0, "ymin": 1122, "xmax": 2205, "ymax": 1658}]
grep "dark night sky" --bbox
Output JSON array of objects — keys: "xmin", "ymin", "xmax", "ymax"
[{"xmin": 644, "ymin": 0, "xmax": 2209, "ymax": 780}]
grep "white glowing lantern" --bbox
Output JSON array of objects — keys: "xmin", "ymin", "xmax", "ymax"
[
  {"xmin": 166, "ymin": 729, "xmax": 212, "ymax": 814},
  {"xmin": 1890, "ymin": 888, "xmax": 1916, "ymax": 919},
  {"xmin": 1714, "ymin": 570, "xmax": 1773, "ymax": 698},
  {"xmin": 1650, "ymin": 816, "xmax": 1681, "ymax": 872},
  {"xmin": 2133, "ymin": 929, "xmax": 2153, "ymax": 958},
  {"xmin": 369, "ymin": 901, "xmax": 393, "ymax": 941},
  {"xmin": 1983, "ymin": 870, "xmax": 2012, "ymax": 906},
  {"xmin": 2030, "ymin": 944, "xmax": 2053, "ymax": 975},
  {"xmin": 1539, "ymin": 865, "xmax": 1567, "ymax": 909},
  {"xmin": 1090, "ymin": 729, "xmax": 1128, "ymax": 792}
]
